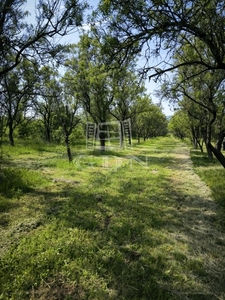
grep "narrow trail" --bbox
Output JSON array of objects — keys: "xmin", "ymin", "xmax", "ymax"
[{"xmin": 166, "ymin": 141, "xmax": 225, "ymax": 299}]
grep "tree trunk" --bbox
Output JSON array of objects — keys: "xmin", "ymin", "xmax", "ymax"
[
  {"xmin": 192, "ymin": 138, "xmax": 198, "ymax": 149},
  {"xmin": 199, "ymin": 143, "xmax": 203, "ymax": 153},
  {"xmin": 46, "ymin": 126, "xmax": 51, "ymax": 143},
  {"xmin": 99, "ymin": 124, "xmax": 106, "ymax": 151},
  {"xmin": 208, "ymin": 142, "xmax": 225, "ymax": 168},
  {"xmin": 202, "ymin": 125, "xmax": 213, "ymax": 160},
  {"xmin": 191, "ymin": 126, "xmax": 198, "ymax": 149},
  {"xmin": 65, "ymin": 133, "xmax": 72, "ymax": 162},
  {"xmin": 100, "ymin": 136, "xmax": 106, "ymax": 151},
  {"xmin": 8, "ymin": 124, "xmax": 14, "ymax": 146},
  {"xmin": 120, "ymin": 121, "xmax": 124, "ymax": 148},
  {"xmin": 216, "ymin": 130, "xmax": 225, "ymax": 152},
  {"xmin": 206, "ymin": 142, "xmax": 213, "ymax": 160},
  {"xmin": 193, "ymin": 136, "xmax": 204, "ymax": 152},
  {"xmin": 191, "ymin": 126, "xmax": 204, "ymax": 152}
]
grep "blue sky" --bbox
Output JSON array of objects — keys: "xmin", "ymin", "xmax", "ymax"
[{"xmin": 24, "ymin": 0, "xmax": 173, "ymax": 115}]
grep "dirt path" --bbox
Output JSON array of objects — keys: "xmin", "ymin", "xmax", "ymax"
[{"xmin": 166, "ymin": 141, "xmax": 225, "ymax": 299}]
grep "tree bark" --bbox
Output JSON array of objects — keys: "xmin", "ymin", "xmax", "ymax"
[
  {"xmin": 120, "ymin": 121, "xmax": 124, "ymax": 148},
  {"xmin": 202, "ymin": 125, "xmax": 213, "ymax": 160},
  {"xmin": 191, "ymin": 126, "xmax": 198, "ymax": 149},
  {"xmin": 45, "ymin": 126, "xmax": 51, "ymax": 143},
  {"xmin": 100, "ymin": 135, "xmax": 106, "ymax": 151},
  {"xmin": 8, "ymin": 123, "xmax": 14, "ymax": 146},
  {"xmin": 138, "ymin": 134, "xmax": 140, "ymax": 144},
  {"xmin": 65, "ymin": 133, "xmax": 72, "ymax": 162},
  {"xmin": 199, "ymin": 143, "xmax": 203, "ymax": 153},
  {"xmin": 216, "ymin": 130, "xmax": 225, "ymax": 152},
  {"xmin": 99, "ymin": 123, "xmax": 106, "ymax": 151},
  {"xmin": 208, "ymin": 142, "xmax": 225, "ymax": 168},
  {"xmin": 206, "ymin": 142, "xmax": 213, "ymax": 160}
]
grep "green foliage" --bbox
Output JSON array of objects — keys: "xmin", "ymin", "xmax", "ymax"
[
  {"xmin": 133, "ymin": 97, "xmax": 168, "ymax": 140},
  {"xmin": 63, "ymin": 35, "xmax": 114, "ymax": 124},
  {"xmin": 98, "ymin": 0, "xmax": 225, "ymax": 77},
  {"xmin": 0, "ymin": 59, "xmax": 39, "ymax": 146},
  {"xmin": 71, "ymin": 123, "xmax": 85, "ymax": 140},
  {"xmin": 0, "ymin": 0, "xmax": 89, "ymax": 77},
  {"xmin": 63, "ymin": 32, "xmax": 146, "ymax": 128},
  {"xmin": 168, "ymin": 110, "xmax": 190, "ymax": 139}
]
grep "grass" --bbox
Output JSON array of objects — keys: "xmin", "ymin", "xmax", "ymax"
[
  {"xmin": 190, "ymin": 147, "xmax": 225, "ymax": 227},
  {"xmin": 0, "ymin": 137, "xmax": 225, "ymax": 299}
]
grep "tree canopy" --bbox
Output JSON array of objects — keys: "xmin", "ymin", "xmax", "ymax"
[
  {"xmin": 98, "ymin": 0, "xmax": 225, "ymax": 80},
  {"xmin": 0, "ymin": 0, "xmax": 88, "ymax": 77}
]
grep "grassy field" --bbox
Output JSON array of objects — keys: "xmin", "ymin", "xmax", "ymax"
[{"xmin": 0, "ymin": 137, "xmax": 225, "ymax": 300}]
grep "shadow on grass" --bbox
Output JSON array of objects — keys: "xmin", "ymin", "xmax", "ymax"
[
  {"xmin": 190, "ymin": 149, "xmax": 225, "ymax": 209},
  {"xmin": 1, "ymin": 154, "xmax": 71, "ymax": 171},
  {"xmin": 0, "ymin": 166, "xmax": 176, "ymax": 299},
  {"xmin": 0, "ymin": 168, "xmax": 35, "ymax": 198},
  {"xmin": 0, "ymin": 197, "xmax": 18, "ymax": 227},
  {"xmin": 1, "ymin": 139, "xmax": 225, "ymax": 299},
  {"xmin": 23, "ymin": 182, "xmax": 175, "ymax": 299},
  {"xmin": 190, "ymin": 149, "xmax": 220, "ymax": 168},
  {"xmin": 20, "ymin": 170, "xmax": 224, "ymax": 299},
  {"xmin": 88, "ymin": 149, "xmax": 125, "ymax": 157}
]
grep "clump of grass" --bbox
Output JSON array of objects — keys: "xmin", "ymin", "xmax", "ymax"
[{"xmin": 0, "ymin": 168, "xmax": 49, "ymax": 198}]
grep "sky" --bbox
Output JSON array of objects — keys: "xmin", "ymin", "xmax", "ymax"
[{"xmin": 24, "ymin": 0, "xmax": 173, "ymax": 116}]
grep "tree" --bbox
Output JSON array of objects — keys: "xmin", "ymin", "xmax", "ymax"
[
  {"xmin": 0, "ymin": 92, "xmax": 7, "ymax": 141},
  {"xmin": 0, "ymin": 59, "xmax": 37, "ymax": 145},
  {"xmin": 0, "ymin": 0, "xmax": 88, "ymax": 77},
  {"xmin": 107, "ymin": 62, "xmax": 148, "ymax": 146},
  {"xmin": 159, "ymin": 39, "xmax": 225, "ymax": 166},
  {"xmin": 98, "ymin": 0, "xmax": 225, "ymax": 79},
  {"xmin": 168, "ymin": 110, "xmax": 191, "ymax": 139},
  {"xmin": 133, "ymin": 97, "xmax": 168, "ymax": 143},
  {"xmin": 59, "ymin": 66, "xmax": 88, "ymax": 161},
  {"xmin": 64, "ymin": 29, "xmax": 156, "ymax": 150},
  {"xmin": 0, "ymin": 0, "xmax": 88, "ymax": 147},
  {"xmin": 34, "ymin": 65, "xmax": 61, "ymax": 142},
  {"xmin": 95, "ymin": 0, "xmax": 225, "ymax": 167},
  {"xmin": 57, "ymin": 94, "xmax": 81, "ymax": 162},
  {"xmin": 64, "ymin": 34, "xmax": 125, "ymax": 150}
]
